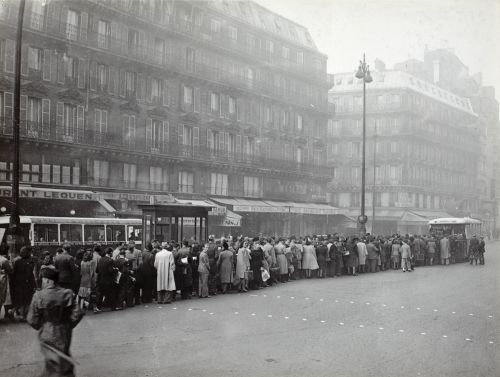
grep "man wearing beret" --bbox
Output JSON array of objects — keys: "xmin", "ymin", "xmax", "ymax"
[{"xmin": 28, "ymin": 266, "xmax": 84, "ymax": 377}]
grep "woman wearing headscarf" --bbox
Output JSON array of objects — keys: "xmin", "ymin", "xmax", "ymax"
[
  {"xmin": 217, "ymin": 242, "xmax": 234, "ymax": 294},
  {"xmin": 78, "ymin": 250, "xmax": 96, "ymax": 310}
]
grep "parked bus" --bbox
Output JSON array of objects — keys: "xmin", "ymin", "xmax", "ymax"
[
  {"xmin": 428, "ymin": 217, "xmax": 482, "ymax": 262},
  {"xmin": 0, "ymin": 216, "xmax": 142, "ymax": 253}
]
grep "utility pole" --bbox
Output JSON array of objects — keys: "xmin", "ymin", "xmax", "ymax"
[{"xmin": 8, "ymin": 0, "xmax": 26, "ymax": 258}]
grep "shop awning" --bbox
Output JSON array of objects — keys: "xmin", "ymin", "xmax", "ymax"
[
  {"xmin": 344, "ymin": 209, "xmax": 406, "ymax": 220},
  {"xmin": 211, "ymin": 198, "xmax": 288, "ymax": 213},
  {"xmin": 215, "ymin": 209, "xmax": 242, "ymax": 227},
  {"xmin": 410, "ymin": 210, "xmax": 453, "ymax": 220},
  {"xmin": 175, "ymin": 199, "xmax": 226, "ymax": 215},
  {"xmin": 211, "ymin": 198, "xmax": 340, "ymax": 215}
]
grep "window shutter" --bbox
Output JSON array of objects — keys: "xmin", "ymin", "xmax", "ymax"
[
  {"xmin": 146, "ymin": 118, "xmax": 152, "ymax": 150},
  {"xmin": 50, "ymin": 51, "xmax": 58, "ymax": 83},
  {"xmin": 236, "ymin": 135, "xmax": 241, "ymax": 155},
  {"xmin": 56, "ymin": 101, "xmax": 64, "ymax": 130},
  {"xmin": 72, "ymin": 166, "xmax": 80, "ymax": 185},
  {"xmin": 163, "ymin": 121, "xmax": 169, "ymax": 150},
  {"xmin": 57, "ymin": 55, "xmax": 64, "ymax": 84},
  {"xmin": 42, "ymin": 49, "xmax": 51, "ymax": 81},
  {"xmin": 4, "ymin": 92, "xmax": 13, "ymax": 122},
  {"xmin": 139, "ymin": 30, "xmax": 146, "ymax": 59},
  {"xmin": 236, "ymin": 98, "xmax": 243, "ymax": 122},
  {"xmin": 193, "ymin": 127, "xmax": 199, "ymax": 146},
  {"xmin": 136, "ymin": 74, "xmax": 143, "ymax": 101},
  {"xmin": 119, "ymin": 69, "xmax": 125, "ymax": 97},
  {"xmin": 20, "ymin": 96, "xmax": 27, "ymax": 127},
  {"xmin": 42, "ymin": 99, "xmax": 50, "ymax": 139},
  {"xmin": 89, "ymin": 61, "xmax": 97, "ymax": 91},
  {"xmin": 177, "ymin": 124, "xmax": 184, "ymax": 145},
  {"xmin": 20, "ymin": 44, "xmax": 28, "ymax": 76},
  {"xmin": 108, "ymin": 66, "xmax": 116, "ymax": 95},
  {"xmin": 110, "ymin": 22, "xmax": 119, "ymax": 52},
  {"xmin": 46, "ymin": 1, "xmax": 61, "ymax": 33},
  {"xmin": 219, "ymin": 132, "xmax": 224, "ymax": 151},
  {"xmin": 80, "ymin": 12, "xmax": 88, "ymax": 41},
  {"xmin": 60, "ymin": 6, "xmax": 69, "ymax": 31},
  {"xmin": 4, "ymin": 39, "xmax": 15, "ymax": 73},
  {"xmin": 76, "ymin": 105, "xmax": 84, "ymax": 141},
  {"xmin": 77, "ymin": 58, "xmax": 86, "ymax": 88},
  {"xmin": 194, "ymin": 87, "xmax": 200, "ymax": 112},
  {"xmin": 146, "ymin": 76, "xmax": 152, "ymax": 103},
  {"xmin": 162, "ymin": 79, "xmax": 169, "ymax": 106}
]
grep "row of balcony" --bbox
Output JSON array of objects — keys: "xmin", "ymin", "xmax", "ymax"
[
  {"xmin": 18, "ymin": 13, "xmax": 328, "ymax": 113},
  {"xmin": 86, "ymin": 0, "xmax": 327, "ymax": 82},
  {"xmin": 0, "ymin": 119, "xmax": 333, "ymax": 178}
]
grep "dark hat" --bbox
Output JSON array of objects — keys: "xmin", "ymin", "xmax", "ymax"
[{"xmin": 41, "ymin": 266, "xmax": 59, "ymax": 281}]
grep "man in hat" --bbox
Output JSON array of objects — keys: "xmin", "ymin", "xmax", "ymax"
[
  {"xmin": 27, "ymin": 266, "xmax": 84, "ymax": 377},
  {"xmin": 206, "ymin": 236, "xmax": 219, "ymax": 296},
  {"xmin": 95, "ymin": 247, "xmax": 118, "ymax": 311},
  {"xmin": 125, "ymin": 240, "xmax": 142, "ymax": 305},
  {"xmin": 54, "ymin": 243, "xmax": 77, "ymax": 291}
]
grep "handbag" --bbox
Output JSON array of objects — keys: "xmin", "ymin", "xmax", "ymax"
[{"xmin": 261, "ymin": 269, "xmax": 270, "ymax": 282}]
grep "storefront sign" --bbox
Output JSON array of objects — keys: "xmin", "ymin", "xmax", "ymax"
[
  {"xmin": 233, "ymin": 205, "xmax": 289, "ymax": 213},
  {"xmin": 0, "ymin": 187, "xmax": 95, "ymax": 201}
]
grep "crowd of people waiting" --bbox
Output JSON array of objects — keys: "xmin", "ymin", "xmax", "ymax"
[{"xmin": 0, "ymin": 232, "xmax": 487, "ymax": 322}]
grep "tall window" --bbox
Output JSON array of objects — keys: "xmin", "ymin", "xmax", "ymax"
[
  {"xmin": 66, "ymin": 10, "xmax": 80, "ymax": 41},
  {"xmin": 125, "ymin": 71, "xmax": 136, "ymax": 96},
  {"xmin": 123, "ymin": 114, "xmax": 136, "ymax": 146},
  {"xmin": 93, "ymin": 160, "xmax": 109, "ymax": 186},
  {"xmin": 297, "ymin": 115, "xmax": 303, "ymax": 131},
  {"xmin": 30, "ymin": 0, "xmax": 47, "ymax": 30},
  {"xmin": 151, "ymin": 78, "xmax": 162, "ymax": 103},
  {"xmin": 26, "ymin": 97, "xmax": 41, "ymax": 135},
  {"xmin": 28, "ymin": 47, "xmax": 43, "ymax": 71},
  {"xmin": 228, "ymin": 26, "xmax": 237, "ymax": 40},
  {"xmin": 282, "ymin": 46, "xmax": 290, "ymax": 60},
  {"xmin": 228, "ymin": 96, "xmax": 236, "ymax": 115},
  {"xmin": 97, "ymin": 63, "xmax": 108, "ymax": 91},
  {"xmin": 211, "ymin": 173, "xmax": 228, "ymax": 195},
  {"xmin": 94, "ymin": 109, "xmax": 107, "ymax": 135},
  {"xmin": 178, "ymin": 171, "xmax": 194, "ymax": 193},
  {"xmin": 296, "ymin": 51, "xmax": 304, "ymax": 65},
  {"xmin": 210, "ymin": 92, "xmax": 220, "ymax": 114},
  {"xmin": 128, "ymin": 29, "xmax": 139, "ymax": 54},
  {"xmin": 244, "ymin": 176, "xmax": 260, "ymax": 197},
  {"xmin": 150, "ymin": 166, "xmax": 165, "ymax": 190},
  {"xmin": 183, "ymin": 85, "xmax": 193, "ymax": 107},
  {"xmin": 154, "ymin": 38, "xmax": 165, "ymax": 65},
  {"xmin": 185, "ymin": 47, "xmax": 195, "ymax": 72},
  {"xmin": 210, "ymin": 19, "xmax": 221, "ymax": 33},
  {"xmin": 123, "ymin": 163, "xmax": 137, "ymax": 188},
  {"xmin": 97, "ymin": 20, "xmax": 111, "ymax": 49},
  {"xmin": 64, "ymin": 56, "xmax": 78, "ymax": 79},
  {"xmin": 63, "ymin": 104, "xmax": 76, "ymax": 136},
  {"xmin": 151, "ymin": 119, "xmax": 167, "ymax": 150}
]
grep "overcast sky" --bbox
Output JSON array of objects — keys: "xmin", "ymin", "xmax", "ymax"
[{"xmin": 257, "ymin": 0, "xmax": 500, "ymax": 99}]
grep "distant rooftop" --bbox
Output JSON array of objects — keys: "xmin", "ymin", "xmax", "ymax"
[
  {"xmin": 330, "ymin": 70, "xmax": 477, "ymax": 116},
  {"xmin": 208, "ymin": 1, "xmax": 318, "ymax": 51}
]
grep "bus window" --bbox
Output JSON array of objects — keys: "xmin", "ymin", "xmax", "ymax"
[
  {"xmin": 128, "ymin": 226, "xmax": 142, "ymax": 242},
  {"xmin": 60, "ymin": 224, "xmax": 82, "ymax": 243},
  {"xmin": 84, "ymin": 225, "xmax": 105, "ymax": 242},
  {"xmin": 34, "ymin": 224, "xmax": 58, "ymax": 243},
  {"xmin": 108, "ymin": 225, "xmax": 126, "ymax": 242}
]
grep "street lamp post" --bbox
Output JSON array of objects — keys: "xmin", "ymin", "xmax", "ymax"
[{"xmin": 355, "ymin": 54, "xmax": 373, "ymax": 235}]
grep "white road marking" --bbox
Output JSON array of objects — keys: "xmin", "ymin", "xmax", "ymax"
[
  {"xmin": 399, "ymin": 329, "xmax": 405, "ymax": 333},
  {"xmin": 284, "ymin": 316, "xmax": 289, "ymax": 319},
  {"xmin": 320, "ymin": 299, "xmax": 324, "ymax": 302},
  {"xmin": 366, "ymin": 302, "xmax": 370, "ymax": 305},
  {"xmin": 321, "ymin": 320, "xmax": 326, "ymax": 323},
  {"xmin": 277, "ymin": 296, "xmax": 280, "ymax": 299},
  {"xmin": 209, "ymin": 312, "xmax": 214, "ymax": 315},
  {"xmin": 379, "ymin": 327, "xmax": 384, "ymax": 330},
  {"xmin": 452, "ymin": 312, "xmax": 456, "ymax": 314},
  {"xmin": 442, "ymin": 335, "xmax": 448, "ymax": 338},
  {"xmin": 173, "ymin": 307, "xmax": 177, "ymax": 310},
  {"xmin": 202, "ymin": 309, "xmax": 207, "ymax": 312},
  {"xmin": 290, "ymin": 297, "xmax": 295, "ymax": 299},
  {"xmin": 250, "ymin": 294, "xmax": 258, "ymax": 297},
  {"xmin": 433, "ymin": 309, "xmax": 438, "ymax": 312},
  {"xmin": 188, "ymin": 308, "xmax": 192, "ymax": 311},
  {"xmin": 267, "ymin": 315, "xmax": 273, "ymax": 318},
  {"xmin": 251, "ymin": 313, "xmax": 256, "ymax": 316},
  {"xmin": 469, "ymin": 313, "xmax": 474, "ymax": 316},
  {"xmin": 382, "ymin": 304, "xmax": 387, "ymax": 307},
  {"xmin": 489, "ymin": 341, "xmax": 494, "ymax": 344},
  {"xmin": 335, "ymin": 300, "xmax": 339, "ymax": 303},
  {"xmin": 359, "ymin": 325, "xmax": 364, "ymax": 328},
  {"xmin": 145, "ymin": 306, "xmax": 149, "ymax": 308},
  {"xmin": 420, "ymin": 332, "xmax": 426, "ymax": 335},
  {"xmin": 465, "ymin": 338, "xmax": 472, "ymax": 341},
  {"xmin": 305, "ymin": 297, "xmax": 310, "ymax": 300},
  {"xmin": 302, "ymin": 318, "xmax": 307, "ymax": 321},
  {"xmin": 401, "ymin": 306, "xmax": 405, "ymax": 309},
  {"xmin": 488, "ymin": 315, "xmax": 493, "ymax": 318},
  {"xmin": 234, "ymin": 312, "xmax": 239, "ymax": 315},
  {"xmin": 416, "ymin": 307, "xmax": 421, "ymax": 310},
  {"xmin": 339, "ymin": 322, "xmax": 345, "ymax": 326},
  {"xmin": 350, "ymin": 301, "xmax": 355, "ymax": 304},
  {"xmin": 263, "ymin": 295, "xmax": 267, "ymax": 297}
]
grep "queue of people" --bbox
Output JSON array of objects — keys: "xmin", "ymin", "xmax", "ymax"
[{"xmin": 0, "ymin": 232, "xmax": 488, "ymax": 323}]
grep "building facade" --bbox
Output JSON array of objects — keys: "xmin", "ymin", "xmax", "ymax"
[
  {"xmin": 0, "ymin": 0, "xmax": 337, "ymax": 239},
  {"xmin": 328, "ymin": 69, "xmax": 480, "ymax": 235}
]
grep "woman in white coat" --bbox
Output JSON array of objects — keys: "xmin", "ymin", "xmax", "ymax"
[
  {"xmin": 301, "ymin": 239, "xmax": 319, "ymax": 278},
  {"xmin": 154, "ymin": 244, "xmax": 176, "ymax": 304}
]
